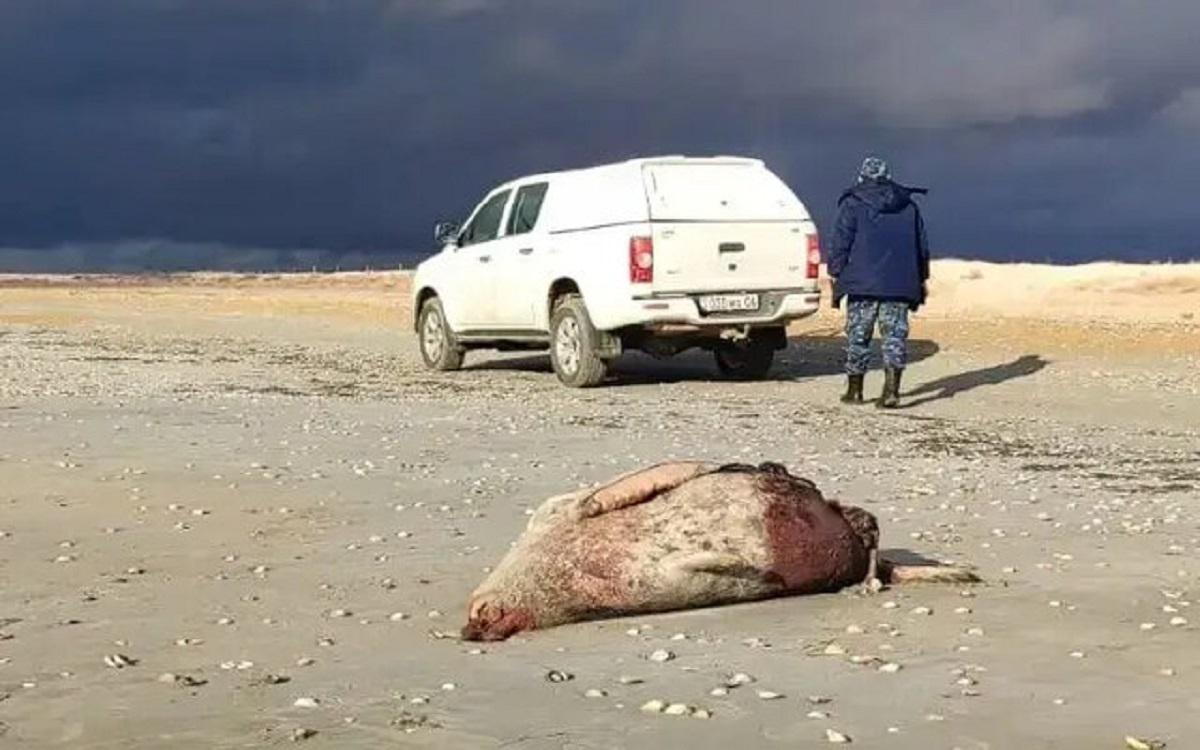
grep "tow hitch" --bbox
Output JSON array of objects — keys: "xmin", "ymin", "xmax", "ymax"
[{"xmin": 719, "ymin": 325, "xmax": 753, "ymax": 342}]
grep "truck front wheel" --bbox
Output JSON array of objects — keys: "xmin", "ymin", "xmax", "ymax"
[
  {"xmin": 549, "ymin": 296, "xmax": 608, "ymax": 388},
  {"xmin": 418, "ymin": 297, "xmax": 465, "ymax": 371}
]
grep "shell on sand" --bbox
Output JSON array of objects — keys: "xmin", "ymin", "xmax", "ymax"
[{"xmin": 461, "ymin": 462, "xmax": 886, "ymax": 641}]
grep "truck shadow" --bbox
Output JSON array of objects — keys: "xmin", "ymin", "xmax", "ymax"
[
  {"xmin": 775, "ymin": 334, "xmax": 941, "ymax": 380},
  {"xmin": 463, "ymin": 333, "xmax": 940, "ymax": 384}
]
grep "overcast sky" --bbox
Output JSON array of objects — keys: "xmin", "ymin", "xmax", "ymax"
[{"xmin": 2, "ymin": 0, "xmax": 1199, "ymax": 270}]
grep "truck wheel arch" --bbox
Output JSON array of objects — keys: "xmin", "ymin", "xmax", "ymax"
[
  {"xmin": 546, "ymin": 278, "xmax": 581, "ymax": 326},
  {"xmin": 414, "ymin": 287, "xmax": 438, "ymax": 332}
]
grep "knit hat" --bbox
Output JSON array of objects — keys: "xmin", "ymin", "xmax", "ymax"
[{"xmin": 858, "ymin": 156, "xmax": 890, "ymax": 182}]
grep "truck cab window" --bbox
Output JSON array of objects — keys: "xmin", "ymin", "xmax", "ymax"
[
  {"xmin": 506, "ymin": 183, "xmax": 549, "ymax": 236},
  {"xmin": 460, "ymin": 190, "xmax": 511, "ymax": 246}
]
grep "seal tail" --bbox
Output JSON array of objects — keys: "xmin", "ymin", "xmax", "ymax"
[{"xmin": 879, "ymin": 559, "xmax": 980, "ymax": 585}]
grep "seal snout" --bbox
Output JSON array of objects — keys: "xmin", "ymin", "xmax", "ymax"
[{"xmin": 461, "ymin": 597, "xmax": 537, "ymax": 642}]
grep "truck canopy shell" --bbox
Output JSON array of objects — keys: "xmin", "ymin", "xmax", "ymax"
[
  {"xmin": 536, "ymin": 160, "xmax": 649, "ymax": 235},
  {"xmin": 534, "ymin": 156, "xmax": 808, "ymax": 234},
  {"xmin": 642, "ymin": 161, "xmax": 809, "ymax": 222}
]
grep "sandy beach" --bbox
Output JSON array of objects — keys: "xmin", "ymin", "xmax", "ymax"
[{"xmin": 1, "ymin": 261, "xmax": 1197, "ymax": 749}]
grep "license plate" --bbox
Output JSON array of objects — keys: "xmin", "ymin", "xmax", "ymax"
[{"xmin": 698, "ymin": 293, "xmax": 760, "ymax": 313}]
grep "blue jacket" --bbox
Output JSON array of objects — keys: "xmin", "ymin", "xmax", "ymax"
[{"xmin": 827, "ymin": 179, "xmax": 930, "ymax": 309}]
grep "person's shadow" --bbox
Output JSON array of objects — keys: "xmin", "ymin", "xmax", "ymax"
[{"xmin": 901, "ymin": 354, "xmax": 1049, "ymax": 408}]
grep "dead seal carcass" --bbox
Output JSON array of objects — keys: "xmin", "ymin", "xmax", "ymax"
[{"xmin": 462, "ymin": 461, "xmax": 977, "ymax": 641}]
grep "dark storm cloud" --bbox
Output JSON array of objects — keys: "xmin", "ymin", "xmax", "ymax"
[{"xmin": 2, "ymin": 0, "xmax": 1199, "ymax": 270}]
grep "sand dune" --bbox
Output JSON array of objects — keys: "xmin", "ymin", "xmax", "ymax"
[
  {"xmin": 3, "ymin": 261, "xmax": 1193, "ymax": 361},
  {"xmin": 2, "ymin": 259, "xmax": 1197, "ymax": 324},
  {"xmin": 918, "ymin": 259, "xmax": 1199, "ymax": 323}
]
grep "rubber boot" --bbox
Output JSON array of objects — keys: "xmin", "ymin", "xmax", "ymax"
[
  {"xmin": 878, "ymin": 368, "xmax": 902, "ymax": 409},
  {"xmin": 840, "ymin": 374, "xmax": 865, "ymax": 404}
]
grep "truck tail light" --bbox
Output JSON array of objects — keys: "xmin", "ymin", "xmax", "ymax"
[
  {"xmin": 630, "ymin": 236, "xmax": 654, "ymax": 283},
  {"xmin": 806, "ymin": 232, "xmax": 821, "ymax": 279}
]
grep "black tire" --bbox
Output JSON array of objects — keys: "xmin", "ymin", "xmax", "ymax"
[
  {"xmin": 714, "ymin": 337, "xmax": 775, "ymax": 380},
  {"xmin": 417, "ymin": 297, "xmax": 464, "ymax": 371},
  {"xmin": 549, "ymin": 295, "xmax": 608, "ymax": 388}
]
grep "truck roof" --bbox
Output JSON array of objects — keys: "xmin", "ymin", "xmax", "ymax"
[{"xmin": 499, "ymin": 155, "xmax": 766, "ymax": 189}]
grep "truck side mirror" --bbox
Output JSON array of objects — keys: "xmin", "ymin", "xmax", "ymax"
[{"xmin": 434, "ymin": 221, "xmax": 460, "ymax": 247}]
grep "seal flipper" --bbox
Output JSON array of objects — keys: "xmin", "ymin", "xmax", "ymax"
[
  {"xmin": 526, "ymin": 488, "xmax": 590, "ymax": 531},
  {"xmin": 880, "ymin": 560, "xmax": 981, "ymax": 585},
  {"xmin": 577, "ymin": 461, "xmax": 716, "ymax": 519},
  {"xmin": 667, "ymin": 551, "xmax": 770, "ymax": 581}
]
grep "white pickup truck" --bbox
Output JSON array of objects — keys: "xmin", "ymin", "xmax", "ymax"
[{"xmin": 412, "ymin": 156, "xmax": 822, "ymax": 387}]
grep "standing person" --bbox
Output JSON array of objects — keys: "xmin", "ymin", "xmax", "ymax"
[{"xmin": 826, "ymin": 156, "xmax": 930, "ymax": 409}]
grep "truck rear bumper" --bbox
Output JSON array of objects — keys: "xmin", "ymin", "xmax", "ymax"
[{"xmin": 599, "ymin": 290, "xmax": 821, "ymax": 330}]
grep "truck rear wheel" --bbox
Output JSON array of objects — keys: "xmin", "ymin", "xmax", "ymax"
[
  {"xmin": 418, "ymin": 297, "xmax": 464, "ymax": 371},
  {"xmin": 714, "ymin": 337, "xmax": 775, "ymax": 380},
  {"xmin": 549, "ymin": 296, "xmax": 607, "ymax": 388}
]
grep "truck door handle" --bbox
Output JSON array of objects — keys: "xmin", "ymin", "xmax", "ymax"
[
  {"xmin": 518, "ymin": 247, "xmax": 534, "ymax": 255},
  {"xmin": 719, "ymin": 242, "xmax": 745, "ymax": 253},
  {"xmin": 478, "ymin": 255, "xmax": 491, "ymax": 263}
]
